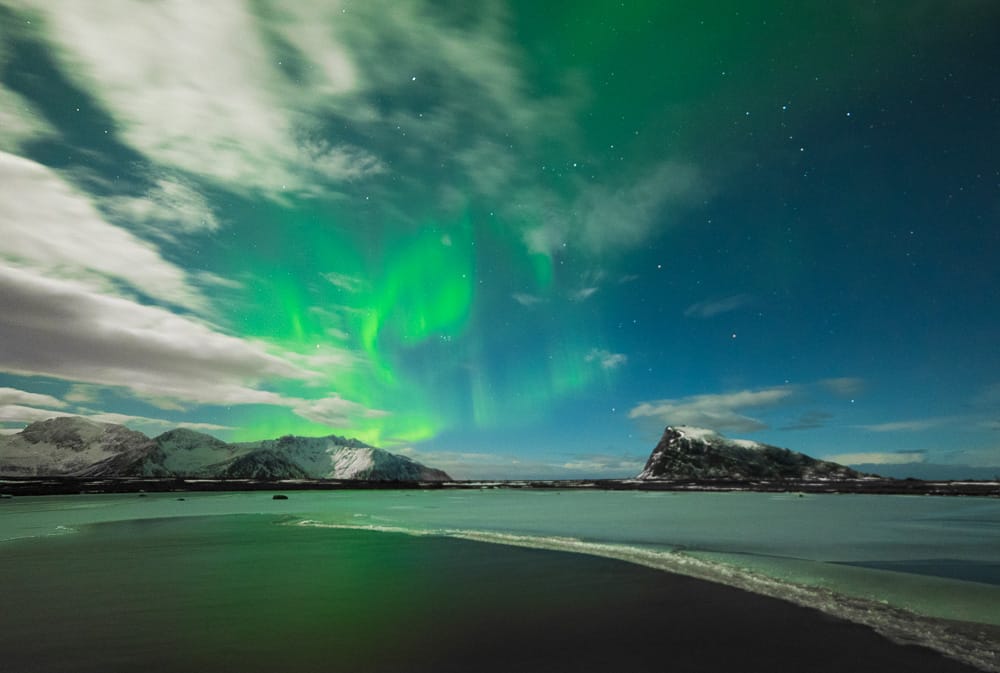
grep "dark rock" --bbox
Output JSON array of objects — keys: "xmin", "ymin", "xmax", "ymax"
[
  {"xmin": 272, "ymin": 494, "xmax": 289, "ymax": 500},
  {"xmin": 221, "ymin": 450, "xmax": 309, "ymax": 480},
  {"xmin": 639, "ymin": 426, "xmax": 864, "ymax": 481},
  {"xmin": 2, "ymin": 416, "xmax": 451, "ymax": 482}
]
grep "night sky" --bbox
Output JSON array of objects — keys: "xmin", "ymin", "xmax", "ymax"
[{"xmin": 1, "ymin": 1, "xmax": 998, "ymax": 478}]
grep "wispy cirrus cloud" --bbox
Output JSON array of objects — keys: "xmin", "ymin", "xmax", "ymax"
[
  {"xmin": 819, "ymin": 377, "xmax": 865, "ymax": 397},
  {"xmin": 825, "ymin": 451, "xmax": 927, "ymax": 465},
  {"xmin": 397, "ymin": 447, "xmax": 645, "ymax": 480},
  {"xmin": 684, "ymin": 294, "xmax": 754, "ymax": 319},
  {"xmin": 0, "ymin": 404, "xmax": 69, "ymax": 424},
  {"xmin": 859, "ymin": 418, "xmax": 951, "ymax": 432},
  {"xmin": 293, "ymin": 395, "xmax": 389, "ymax": 427},
  {"xmin": 629, "ymin": 387, "xmax": 795, "ymax": 432},
  {"xmin": 103, "ymin": 175, "xmax": 221, "ymax": 239},
  {"xmin": 780, "ymin": 411, "xmax": 833, "ymax": 431},
  {"xmin": 7, "ymin": 0, "xmax": 574, "ymax": 207},
  {"xmin": 0, "ymin": 152, "xmax": 207, "ymax": 312},
  {"xmin": 0, "ymin": 387, "xmax": 67, "ymax": 409},
  {"xmin": 85, "ymin": 412, "xmax": 230, "ymax": 433},
  {"xmin": 571, "ymin": 287, "xmax": 599, "ymax": 302},
  {"xmin": 560, "ymin": 453, "xmax": 646, "ymax": 474},
  {"xmin": 0, "ymin": 84, "xmax": 56, "ymax": 152},
  {"xmin": 322, "ymin": 272, "xmax": 365, "ymax": 294},
  {"xmin": 0, "ymin": 264, "xmax": 382, "ymax": 426},
  {"xmin": 522, "ymin": 161, "xmax": 705, "ymax": 258},
  {"xmin": 9, "ymin": 0, "xmax": 378, "ymax": 199},
  {"xmin": 0, "ymin": 401, "xmax": 232, "ymax": 434},
  {"xmin": 584, "ymin": 349, "xmax": 627, "ymax": 371},
  {"xmin": 512, "ymin": 293, "xmax": 545, "ymax": 307}
]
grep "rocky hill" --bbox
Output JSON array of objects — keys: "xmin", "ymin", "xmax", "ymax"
[
  {"xmin": 638, "ymin": 426, "xmax": 864, "ymax": 480},
  {"xmin": 0, "ymin": 417, "xmax": 450, "ymax": 481}
]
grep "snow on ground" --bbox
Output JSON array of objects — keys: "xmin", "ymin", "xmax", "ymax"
[{"xmin": 329, "ymin": 447, "xmax": 374, "ymax": 479}]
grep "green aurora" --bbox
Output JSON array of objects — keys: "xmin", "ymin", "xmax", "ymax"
[{"xmin": 1, "ymin": 1, "xmax": 999, "ymax": 477}]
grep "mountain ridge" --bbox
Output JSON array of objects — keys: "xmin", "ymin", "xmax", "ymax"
[
  {"xmin": 0, "ymin": 417, "xmax": 450, "ymax": 481},
  {"xmin": 637, "ymin": 425, "xmax": 865, "ymax": 481}
]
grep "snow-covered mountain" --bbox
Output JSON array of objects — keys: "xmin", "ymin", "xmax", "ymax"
[
  {"xmin": 0, "ymin": 416, "xmax": 160, "ymax": 477},
  {"xmin": 229, "ymin": 434, "xmax": 450, "ymax": 481},
  {"xmin": 637, "ymin": 426, "xmax": 863, "ymax": 480},
  {"xmin": 0, "ymin": 417, "xmax": 451, "ymax": 481}
]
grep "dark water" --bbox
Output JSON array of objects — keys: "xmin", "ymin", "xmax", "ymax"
[
  {"xmin": 836, "ymin": 559, "xmax": 1000, "ymax": 586},
  {"xmin": 0, "ymin": 515, "xmax": 981, "ymax": 673}
]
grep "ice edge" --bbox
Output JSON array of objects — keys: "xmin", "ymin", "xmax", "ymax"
[{"xmin": 293, "ymin": 519, "xmax": 999, "ymax": 673}]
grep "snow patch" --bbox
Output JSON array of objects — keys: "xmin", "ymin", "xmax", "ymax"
[{"xmin": 674, "ymin": 426, "xmax": 721, "ymax": 441}]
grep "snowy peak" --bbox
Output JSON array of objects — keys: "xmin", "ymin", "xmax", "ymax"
[
  {"xmin": 154, "ymin": 428, "xmax": 229, "ymax": 452},
  {"xmin": 0, "ymin": 417, "xmax": 451, "ymax": 481},
  {"xmin": 667, "ymin": 426, "xmax": 725, "ymax": 443},
  {"xmin": 1, "ymin": 417, "xmax": 158, "ymax": 477},
  {"xmin": 638, "ymin": 425, "xmax": 862, "ymax": 481},
  {"xmin": 231, "ymin": 435, "xmax": 450, "ymax": 481}
]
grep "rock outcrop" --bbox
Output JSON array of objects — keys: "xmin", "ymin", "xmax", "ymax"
[
  {"xmin": 0, "ymin": 417, "xmax": 451, "ymax": 481},
  {"xmin": 638, "ymin": 426, "xmax": 863, "ymax": 480}
]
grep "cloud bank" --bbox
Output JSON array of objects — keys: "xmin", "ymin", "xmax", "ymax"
[{"xmin": 629, "ymin": 387, "xmax": 794, "ymax": 432}]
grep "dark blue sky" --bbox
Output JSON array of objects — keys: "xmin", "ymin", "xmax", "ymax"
[{"xmin": 0, "ymin": 1, "xmax": 998, "ymax": 478}]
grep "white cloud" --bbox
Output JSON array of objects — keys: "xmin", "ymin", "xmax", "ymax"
[
  {"xmin": 64, "ymin": 384, "xmax": 100, "ymax": 404},
  {"xmin": 0, "ymin": 403, "xmax": 231, "ymax": 433},
  {"xmin": 13, "ymin": 0, "xmax": 379, "ymax": 198},
  {"xmin": 397, "ymin": 447, "xmax": 643, "ymax": 480},
  {"xmin": 781, "ymin": 411, "xmax": 833, "ymax": 430},
  {"xmin": 571, "ymin": 287, "xmax": 599, "ymax": 301},
  {"xmin": 522, "ymin": 161, "xmax": 704, "ymax": 258},
  {"xmin": 684, "ymin": 294, "xmax": 754, "ymax": 318},
  {"xmin": 0, "ymin": 387, "xmax": 67, "ymax": 409},
  {"xmin": 0, "ymin": 404, "xmax": 70, "ymax": 424},
  {"xmin": 860, "ymin": 418, "xmax": 949, "ymax": 432},
  {"xmin": 819, "ymin": 377, "xmax": 865, "ymax": 397},
  {"xmin": 193, "ymin": 271, "xmax": 243, "ymax": 290},
  {"xmin": 293, "ymin": 395, "xmax": 389, "ymax": 427},
  {"xmin": 629, "ymin": 387, "xmax": 794, "ymax": 432},
  {"xmin": 512, "ymin": 293, "xmax": 545, "ymax": 307},
  {"xmin": 825, "ymin": 451, "xmax": 927, "ymax": 465},
  {"xmin": 103, "ymin": 176, "xmax": 221, "ymax": 238},
  {"xmin": 0, "ymin": 84, "xmax": 56, "ymax": 152},
  {"xmin": 0, "ymin": 264, "xmax": 380, "ymax": 426},
  {"xmin": 579, "ymin": 161, "xmax": 704, "ymax": 252},
  {"xmin": 10, "ymin": 0, "xmax": 576, "ymax": 204},
  {"xmin": 0, "ymin": 152, "xmax": 206, "ymax": 311},
  {"xmin": 322, "ymin": 272, "xmax": 365, "ymax": 293},
  {"xmin": 584, "ymin": 349, "xmax": 627, "ymax": 371},
  {"xmin": 86, "ymin": 411, "xmax": 230, "ymax": 433},
  {"xmin": 560, "ymin": 454, "xmax": 646, "ymax": 473},
  {"xmin": 522, "ymin": 213, "xmax": 569, "ymax": 256}
]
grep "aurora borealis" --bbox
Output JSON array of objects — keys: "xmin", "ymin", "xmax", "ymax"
[{"xmin": 1, "ymin": 1, "xmax": 998, "ymax": 478}]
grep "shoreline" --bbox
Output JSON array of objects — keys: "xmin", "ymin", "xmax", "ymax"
[
  {"xmin": 0, "ymin": 514, "xmax": 990, "ymax": 673},
  {"xmin": 296, "ymin": 519, "xmax": 1000, "ymax": 673},
  {"xmin": 2, "ymin": 475, "xmax": 999, "ymax": 497},
  {"xmin": 2, "ymin": 490, "xmax": 998, "ymax": 670}
]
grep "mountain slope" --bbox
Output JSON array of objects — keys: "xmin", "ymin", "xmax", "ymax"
[
  {"xmin": 638, "ymin": 426, "xmax": 863, "ymax": 480},
  {"xmin": 0, "ymin": 417, "xmax": 160, "ymax": 477},
  {"xmin": 151, "ymin": 428, "xmax": 241, "ymax": 476},
  {"xmin": 231, "ymin": 435, "xmax": 451, "ymax": 480},
  {"xmin": 0, "ymin": 417, "xmax": 450, "ymax": 481}
]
